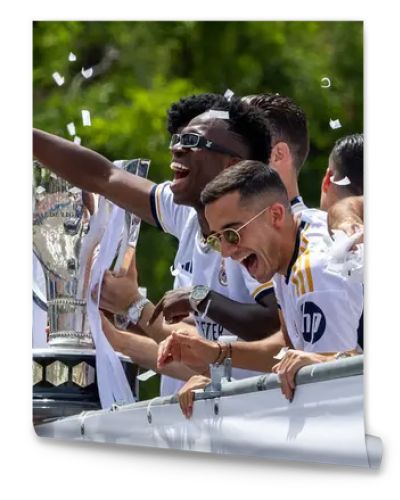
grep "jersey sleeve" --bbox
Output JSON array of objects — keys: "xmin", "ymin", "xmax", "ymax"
[
  {"xmin": 149, "ymin": 182, "xmax": 192, "ymax": 239},
  {"xmin": 240, "ymin": 266, "xmax": 275, "ymax": 303},
  {"xmin": 294, "ymin": 263, "xmax": 363, "ymax": 352}
]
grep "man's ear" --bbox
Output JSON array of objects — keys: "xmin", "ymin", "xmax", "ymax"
[
  {"xmin": 321, "ymin": 168, "xmax": 332, "ymax": 193},
  {"xmin": 270, "ymin": 142, "xmax": 290, "ymax": 166},
  {"xmin": 269, "ymin": 203, "xmax": 286, "ymax": 228}
]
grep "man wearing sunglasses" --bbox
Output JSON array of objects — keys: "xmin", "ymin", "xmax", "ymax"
[
  {"xmin": 33, "ymin": 95, "xmax": 280, "ymax": 395},
  {"xmin": 150, "ymin": 93, "xmax": 310, "ymax": 328},
  {"xmin": 157, "ymin": 160, "xmax": 363, "ymax": 414}
]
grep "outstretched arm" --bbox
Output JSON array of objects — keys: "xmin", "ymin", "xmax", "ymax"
[
  {"xmin": 157, "ymin": 328, "xmax": 287, "ymax": 373},
  {"xmin": 33, "ymin": 128, "xmax": 157, "ymax": 225},
  {"xmin": 100, "ymin": 313, "xmax": 201, "ymax": 381}
]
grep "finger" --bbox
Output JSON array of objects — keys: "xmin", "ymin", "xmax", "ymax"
[
  {"xmin": 157, "ymin": 336, "xmax": 175, "ymax": 367},
  {"xmin": 113, "ymin": 269, "xmax": 126, "ymax": 278},
  {"xmin": 148, "ymin": 298, "xmax": 164, "ymax": 325},
  {"xmin": 186, "ymin": 391, "xmax": 195, "ymax": 418},
  {"xmin": 278, "ymin": 371, "xmax": 292, "ymax": 401},
  {"xmin": 286, "ymin": 362, "xmax": 298, "ymax": 391},
  {"xmin": 179, "ymin": 391, "xmax": 189, "ymax": 418},
  {"xmin": 164, "ymin": 313, "xmax": 188, "ymax": 325},
  {"xmin": 126, "ymin": 249, "xmax": 137, "ymax": 279},
  {"xmin": 271, "ymin": 361, "xmax": 281, "ymax": 374}
]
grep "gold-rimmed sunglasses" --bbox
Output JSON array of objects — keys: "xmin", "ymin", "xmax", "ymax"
[{"xmin": 206, "ymin": 206, "xmax": 270, "ymax": 252}]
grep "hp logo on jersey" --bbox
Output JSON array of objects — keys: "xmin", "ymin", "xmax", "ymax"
[{"xmin": 300, "ymin": 302, "xmax": 326, "ymax": 344}]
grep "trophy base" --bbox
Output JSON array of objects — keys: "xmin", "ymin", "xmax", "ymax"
[
  {"xmin": 48, "ymin": 334, "xmax": 94, "ymax": 349},
  {"xmin": 32, "ymin": 348, "xmax": 137, "ymax": 426}
]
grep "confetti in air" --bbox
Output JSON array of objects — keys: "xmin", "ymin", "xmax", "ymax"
[
  {"xmin": 321, "ymin": 77, "xmax": 331, "ymax": 88},
  {"xmin": 68, "ymin": 52, "xmax": 77, "ymax": 62},
  {"xmin": 81, "ymin": 110, "xmax": 91, "ymax": 126},
  {"xmin": 329, "ymin": 118, "xmax": 342, "ymax": 129},
  {"xmin": 67, "ymin": 122, "xmax": 76, "ymax": 136},
  {"xmin": 330, "ymin": 175, "xmax": 351, "ymax": 186},
  {"xmin": 81, "ymin": 67, "xmax": 94, "ymax": 79},
  {"xmin": 224, "ymin": 89, "xmax": 234, "ymax": 101},
  {"xmin": 73, "ymin": 136, "xmax": 81, "ymax": 145},
  {"xmin": 52, "ymin": 72, "xmax": 64, "ymax": 86}
]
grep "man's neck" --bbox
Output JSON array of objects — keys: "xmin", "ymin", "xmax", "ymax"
[
  {"xmin": 281, "ymin": 172, "xmax": 300, "ymax": 202},
  {"xmin": 278, "ymin": 215, "xmax": 301, "ymax": 276},
  {"xmin": 273, "ymin": 161, "xmax": 301, "ymax": 201},
  {"xmin": 195, "ymin": 207, "xmax": 211, "ymax": 237}
]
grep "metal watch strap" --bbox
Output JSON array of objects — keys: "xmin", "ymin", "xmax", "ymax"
[{"xmin": 127, "ymin": 296, "xmax": 150, "ymax": 325}]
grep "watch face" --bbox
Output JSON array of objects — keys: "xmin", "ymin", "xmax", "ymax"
[{"xmin": 192, "ymin": 285, "xmax": 209, "ymax": 301}]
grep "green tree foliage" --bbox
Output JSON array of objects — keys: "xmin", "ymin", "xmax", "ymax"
[{"xmin": 33, "ymin": 21, "xmax": 363, "ymax": 302}]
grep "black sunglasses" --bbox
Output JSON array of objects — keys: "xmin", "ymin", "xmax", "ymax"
[{"xmin": 170, "ymin": 133, "xmax": 241, "ymax": 158}]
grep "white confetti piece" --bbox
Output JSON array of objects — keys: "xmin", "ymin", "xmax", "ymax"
[
  {"xmin": 203, "ymin": 110, "xmax": 230, "ymax": 120},
  {"xmin": 35, "ymin": 186, "xmax": 46, "ymax": 195},
  {"xmin": 81, "ymin": 67, "xmax": 93, "ymax": 79},
  {"xmin": 73, "ymin": 135, "xmax": 81, "ymax": 145},
  {"xmin": 170, "ymin": 266, "xmax": 179, "ymax": 276},
  {"xmin": 52, "ymin": 72, "xmax": 64, "ymax": 86},
  {"xmin": 224, "ymin": 88, "xmax": 234, "ymax": 101},
  {"xmin": 321, "ymin": 77, "xmax": 331, "ymax": 88},
  {"xmin": 81, "ymin": 110, "xmax": 91, "ymax": 126},
  {"xmin": 67, "ymin": 122, "xmax": 76, "ymax": 136},
  {"xmin": 68, "ymin": 52, "xmax": 77, "ymax": 62},
  {"xmin": 329, "ymin": 118, "xmax": 342, "ymax": 129},
  {"xmin": 330, "ymin": 175, "xmax": 351, "ymax": 186},
  {"xmin": 273, "ymin": 347, "xmax": 289, "ymax": 361},
  {"xmin": 137, "ymin": 370, "xmax": 157, "ymax": 382}
]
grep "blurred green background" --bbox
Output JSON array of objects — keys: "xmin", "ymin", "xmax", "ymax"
[{"xmin": 33, "ymin": 21, "xmax": 363, "ymax": 303}]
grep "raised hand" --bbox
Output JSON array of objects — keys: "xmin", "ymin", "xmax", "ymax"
[
  {"xmin": 178, "ymin": 374, "xmax": 211, "ymax": 418},
  {"xmin": 148, "ymin": 287, "xmax": 193, "ymax": 325},
  {"xmin": 272, "ymin": 349, "xmax": 325, "ymax": 401},
  {"xmin": 157, "ymin": 329, "xmax": 218, "ymax": 371},
  {"xmin": 92, "ymin": 249, "xmax": 141, "ymax": 314}
]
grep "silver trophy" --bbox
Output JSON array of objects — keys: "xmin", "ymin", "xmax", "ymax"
[
  {"xmin": 33, "ymin": 170, "xmax": 93, "ymax": 347},
  {"xmin": 32, "ymin": 159, "xmax": 150, "ymax": 424}
]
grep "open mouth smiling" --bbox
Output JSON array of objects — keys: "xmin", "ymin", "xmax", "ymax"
[
  {"xmin": 238, "ymin": 252, "xmax": 258, "ymax": 275},
  {"xmin": 170, "ymin": 162, "xmax": 190, "ymax": 181}
]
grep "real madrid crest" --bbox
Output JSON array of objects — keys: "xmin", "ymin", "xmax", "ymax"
[{"xmin": 219, "ymin": 258, "xmax": 228, "ymax": 286}]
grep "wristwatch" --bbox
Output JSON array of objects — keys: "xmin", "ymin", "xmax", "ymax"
[
  {"xmin": 127, "ymin": 296, "xmax": 150, "ymax": 325},
  {"xmin": 189, "ymin": 285, "xmax": 210, "ymax": 312}
]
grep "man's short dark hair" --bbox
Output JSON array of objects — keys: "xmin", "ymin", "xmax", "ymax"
[
  {"xmin": 167, "ymin": 94, "xmax": 272, "ymax": 163},
  {"xmin": 167, "ymin": 93, "xmax": 228, "ymax": 134},
  {"xmin": 201, "ymin": 160, "xmax": 289, "ymax": 208},
  {"xmin": 242, "ymin": 93, "xmax": 309, "ymax": 173},
  {"xmin": 330, "ymin": 133, "xmax": 363, "ymax": 196}
]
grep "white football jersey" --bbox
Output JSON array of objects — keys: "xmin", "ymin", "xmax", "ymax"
[
  {"xmin": 150, "ymin": 182, "xmax": 272, "ymax": 394},
  {"xmin": 273, "ymin": 209, "xmax": 363, "ymax": 352}
]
